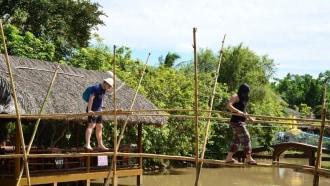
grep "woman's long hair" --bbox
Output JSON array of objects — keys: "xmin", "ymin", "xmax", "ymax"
[{"xmin": 237, "ymin": 83, "xmax": 250, "ymax": 105}]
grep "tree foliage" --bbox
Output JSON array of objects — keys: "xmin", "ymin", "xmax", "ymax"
[
  {"xmin": 119, "ymin": 61, "xmax": 231, "ymax": 159},
  {"xmin": 197, "ymin": 48, "xmax": 218, "ymax": 73},
  {"xmin": 271, "ymin": 73, "xmax": 326, "ymax": 116},
  {"xmin": 0, "ymin": 0, "xmax": 106, "ymax": 61},
  {"xmin": 163, "ymin": 52, "xmax": 180, "ymax": 68},
  {"xmin": 63, "ymin": 35, "xmax": 113, "ymax": 70},
  {"xmin": 218, "ymin": 43, "xmax": 276, "ymax": 92},
  {"xmin": 0, "ymin": 24, "xmax": 55, "ymax": 60}
]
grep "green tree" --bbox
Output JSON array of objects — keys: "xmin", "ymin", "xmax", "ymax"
[
  {"xmin": 1, "ymin": 0, "xmax": 106, "ymax": 61},
  {"xmin": 197, "ymin": 48, "xmax": 218, "ymax": 73},
  {"xmin": 63, "ymin": 34, "xmax": 139, "ymax": 75},
  {"xmin": 0, "ymin": 24, "xmax": 55, "ymax": 60},
  {"xmin": 163, "ymin": 52, "xmax": 180, "ymax": 68},
  {"xmin": 318, "ymin": 70, "xmax": 330, "ymax": 86},
  {"xmin": 174, "ymin": 48, "xmax": 218, "ymax": 74},
  {"xmin": 218, "ymin": 43, "xmax": 276, "ymax": 92},
  {"xmin": 273, "ymin": 73, "xmax": 323, "ymax": 111},
  {"xmin": 63, "ymin": 35, "xmax": 113, "ymax": 70},
  {"xmin": 135, "ymin": 64, "xmax": 229, "ymax": 158},
  {"xmin": 299, "ymin": 103, "xmax": 312, "ymax": 118}
]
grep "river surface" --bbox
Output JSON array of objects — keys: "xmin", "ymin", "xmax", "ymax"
[{"xmin": 92, "ymin": 158, "xmax": 330, "ymax": 186}]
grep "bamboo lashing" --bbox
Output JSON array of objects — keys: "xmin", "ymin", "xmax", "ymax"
[
  {"xmin": 0, "ymin": 19, "xmax": 31, "ymax": 186},
  {"xmin": 196, "ymin": 34, "xmax": 226, "ymax": 186}
]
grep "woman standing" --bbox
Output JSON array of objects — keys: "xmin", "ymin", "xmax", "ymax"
[{"xmin": 225, "ymin": 83, "xmax": 257, "ymax": 165}]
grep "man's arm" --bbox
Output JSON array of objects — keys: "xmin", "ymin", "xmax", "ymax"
[{"xmin": 87, "ymin": 94, "xmax": 94, "ymax": 112}]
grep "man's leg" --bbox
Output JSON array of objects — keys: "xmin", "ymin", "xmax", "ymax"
[
  {"xmin": 85, "ymin": 123, "xmax": 96, "ymax": 150},
  {"xmin": 96, "ymin": 123, "xmax": 108, "ymax": 150}
]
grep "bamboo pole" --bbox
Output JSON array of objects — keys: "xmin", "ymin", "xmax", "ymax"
[
  {"xmin": 0, "ymin": 109, "xmax": 329, "ymax": 125},
  {"xmin": 112, "ymin": 45, "xmax": 118, "ymax": 186},
  {"xmin": 116, "ymin": 52, "xmax": 150, "ymax": 150},
  {"xmin": 192, "ymin": 27, "xmax": 200, "ymax": 186},
  {"xmin": 15, "ymin": 66, "xmax": 84, "ymax": 77},
  {"xmin": 128, "ymin": 108, "xmax": 327, "ymax": 122},
  {"xmin": 104, "ymin": 53, "xmax": 150, "ymax": 186},
  {"xmin": 16, "ymin": 65, "xmax": 60, "ymax": 185},
  {"xmin": 128, "ymin": 114, "xmax": 330, "ymax": 128},
  {"xmin": 195, "ymin": 34, "xmax": 226, "ymax": 185},
  {"xmin": 1, "ymin": 112, "xmax": 329, "ymax": 129},
  {"xmin": 0, "ymin": 19, "xmax": 31, "ymax": 186},
  {"xmin": 0, "ymin": 110, "xmax": 132, "ymax": 119},
  {"xmin": 137, "ymin": 123, "xmax": 142, "ymax": 185},
  {"xmin": 313, "ymin": 85, "xmax": 327, "ymax": 186},
  {"xmin": 1, "ymin": 111, "xmax": 329, "ymax": 128}
]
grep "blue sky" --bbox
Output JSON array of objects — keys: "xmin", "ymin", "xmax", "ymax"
[{"xmin": 90, "ymin": 0, "xmax": 330, "ymax": 79}]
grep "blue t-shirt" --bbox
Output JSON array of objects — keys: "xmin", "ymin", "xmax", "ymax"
[{"xmin": 90, "ymin": 84, "xmax": 106, "ymax": 111}]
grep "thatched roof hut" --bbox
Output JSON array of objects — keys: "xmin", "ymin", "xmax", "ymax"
[{"xmin": 0, "ymin": 54, "xmax": 167, "ymax": 126}]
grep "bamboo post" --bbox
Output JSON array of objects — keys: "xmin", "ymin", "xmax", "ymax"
[
  {"xmin": 137, "ymin": 123, "xmax": 143, "ymax": 185},
  {"xmin": 16, "ymin": 65, "xmax": 61, "ymax": 185},
  {"xmin": 192, "ymin": 27, "xmax": 200, "ymax": 186},
  {"xmin": 0, "ymin": 19, "xmax": 31, "ymax": 186},
  {"xmin": 313, "ymin": 85, "xmax": 327, "ymax": 186},
  {"xmin": 195, "ymin": 34, "xmax": 226, "ymax": 185},
  {"xmin": 104, "ymin": 53, "xmax": 151, "ymax": 186},
  {"xmin": 112, "ymin": 45, "xmax": 118, "ymax": 186},
  {"xmin": 116, "ymin": 53, "xmax": 150, "ymax": 152},
  {"xmin": 116, "ymin": 52, "xmax": 150, "ymax": 154}
]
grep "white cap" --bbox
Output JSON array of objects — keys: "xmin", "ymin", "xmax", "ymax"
[{"xmin": 103, "ymin": 78, "xmax": 113, "ymax": 87}]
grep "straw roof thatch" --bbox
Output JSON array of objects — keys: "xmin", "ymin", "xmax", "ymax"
[{"xmin": 0, "ymin": 55, "xmax": 167, "ymax": 126}]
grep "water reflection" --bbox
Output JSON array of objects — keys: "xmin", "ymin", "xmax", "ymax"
[{"xmin": 92, "ymin": 159, "xmax": 330, "ymax": 186}]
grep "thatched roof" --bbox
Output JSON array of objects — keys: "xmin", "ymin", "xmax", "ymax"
[{"xmin": 0, "ymin": 55, "xmax": 167, "ymax": 126}]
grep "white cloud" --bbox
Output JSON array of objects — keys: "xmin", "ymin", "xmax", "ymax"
[{"xmin": 91, "ymin": 0, "xmax": 330, "ymax": 78}]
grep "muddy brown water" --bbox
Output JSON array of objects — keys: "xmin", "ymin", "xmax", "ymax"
[{"xmin": 92, "ymin": 158, "xmax": 330, "ymax": 186}]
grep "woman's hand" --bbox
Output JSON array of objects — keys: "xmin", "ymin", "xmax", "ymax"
[
  {"xmin": 247, "ymin": 115, "xmax": 255, "ymax": 122},
  {"xmin": 238, "ymin": 111, "xmax": 245, "ymax": 117}
]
